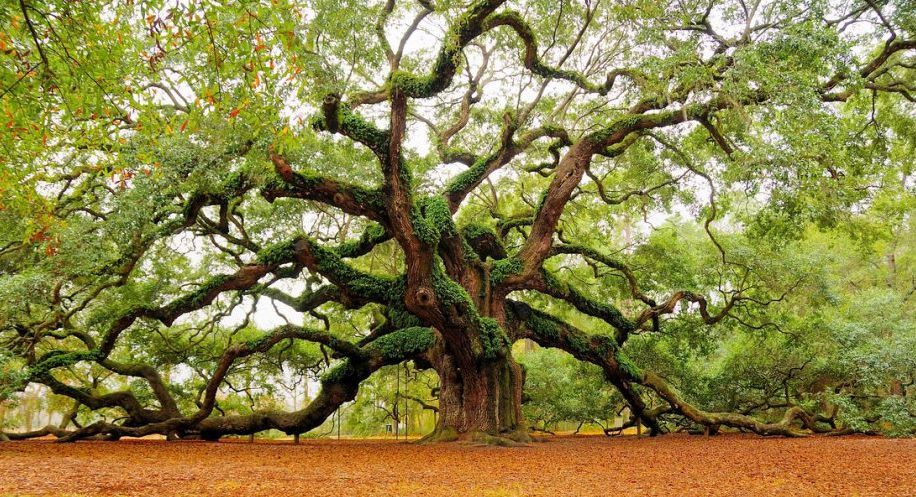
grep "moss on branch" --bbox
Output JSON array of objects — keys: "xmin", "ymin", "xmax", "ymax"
[
  {"xmin": 302, "ymin": 238, "xmax": 405, "ymax": 304},
  {"xmin": 367, "ymin": 327, "xmax": 437, "ymax": 361},
  {"xmin": 479, "ymin": 317, "xmax": 509, "ymax": 360},
  {"xmin": 28, "ymin": 350, "xmax": 102, "ymax": 380},
  {"xmin": 444, "ymin": 155, "xmax": 490, "ymax": 198},
  {"xmin": 335, "ymin": 224, "xmax": 390, "ymax": 259},
  {"xmin": 312, "ymin": 101, "xmax": 390, "ymax": 157},
  {"xmin": 460, "ymin": 224, "xmax": 507, "ymax": 261},
  {"xmin": 374, "ymin": 0, "xmax": 504, "ymax": 99},
  {"xmin": 412, "ymin": 196, "xmax": 456, "ymax": 246},
  {"xmin": 490, "ymin": 257, "xmax": 523, "ymax": 285},
  {"xmin": 539, "ymin": 270, "xmax": 635, "ymax": 339},
  {"xmin": 256, "ymin": 240, "xmax": 298, "ymax": 266}
]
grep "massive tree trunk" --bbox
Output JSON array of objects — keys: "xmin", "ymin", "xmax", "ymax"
[
  {"xmin": 411, "ymin": 274, "xmax": 529, "ymax": 444},
  {"xmin": 425, "ymin": 347, "xmax": 526, "ymax": 443}
]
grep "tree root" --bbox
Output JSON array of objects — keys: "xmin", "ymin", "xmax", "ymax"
[
  {"xmin": 417, "ymin": 426, "xmax": 460, "ymax": 444},
  {"xmin": 461, "ymin": 430, "xmax": 530, "ymax": 446},
  {"xmin": 418, "ymin": 426, "xmax": 531, "ymax": 446}
]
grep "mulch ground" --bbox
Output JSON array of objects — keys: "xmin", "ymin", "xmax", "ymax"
[{"xmin": 1, "ymin": 433, "xmax": 914, "ymax": 496}]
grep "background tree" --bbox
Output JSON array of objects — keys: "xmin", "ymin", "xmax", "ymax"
[{"xmin": 0, "ymin": 0, "xmax": 914, "ymax": 443}]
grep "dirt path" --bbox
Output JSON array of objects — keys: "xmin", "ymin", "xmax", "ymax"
[{"xmin": 1, "ymin": 434, "xmax": 914, "ymax": 496}]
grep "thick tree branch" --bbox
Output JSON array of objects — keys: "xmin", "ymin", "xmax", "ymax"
[
  {"xmin": 505, "ymin": 300, "xmax": 820, "ymax": 437},
  {"xmin": 504, "ymin": 300, "xmax": 660, "ymax": 434},
  {"xmin": 527, "ymin": 270, "xmax": 636, "ymax": 344},
  {"xmin": 52, "ymin": 327, "xmax": 436, "ymax": 442},
  {"xmin": 264, "ymin": 151, "xmax": 387, "ymax": 222}
]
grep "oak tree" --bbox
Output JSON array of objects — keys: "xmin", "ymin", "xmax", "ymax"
[{"xmin": 1, "ymin": 0, "xmax": 914, "ymax": 442}]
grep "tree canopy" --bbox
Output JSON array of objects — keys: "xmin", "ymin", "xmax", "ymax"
[{"xmin": 1, "ymin": 0, "xmax": 914, "ymax": 443}]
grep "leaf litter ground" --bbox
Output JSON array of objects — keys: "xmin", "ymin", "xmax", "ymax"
[{"xmin": 1, "ymin": 433, "xmax": 914, "ymax": 496}]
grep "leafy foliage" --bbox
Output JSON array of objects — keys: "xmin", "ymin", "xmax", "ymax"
[{"xmin": 1, "ymin": 0, "xmax": 914, "ymax": 441}]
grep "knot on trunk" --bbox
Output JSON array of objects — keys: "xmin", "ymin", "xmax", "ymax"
[{"xmin": 415, "ymin": 286, "xmax": 435, "ymax": 307}]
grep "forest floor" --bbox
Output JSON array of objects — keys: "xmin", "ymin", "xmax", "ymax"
[{"xmin": 1, "ymin": 433, "xmax": 915, "ymax": 496}]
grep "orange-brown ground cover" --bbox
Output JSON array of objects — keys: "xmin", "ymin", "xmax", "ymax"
[{"xmin": 1, "ymin": 434, "xmax": 914, "ymax": 496}]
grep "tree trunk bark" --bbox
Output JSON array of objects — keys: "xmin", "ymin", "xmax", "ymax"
[{"xmin": 422, "ymin": 348, "xmax": 528, "ymax": 444}]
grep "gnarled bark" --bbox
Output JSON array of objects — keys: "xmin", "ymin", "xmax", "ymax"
[{"xmin": 424, "ymin": 347, "xmax": 528, "ymax": 444}]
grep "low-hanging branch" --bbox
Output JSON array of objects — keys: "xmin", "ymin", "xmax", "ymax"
[
  {"xmin": 505, "ymin": 300, "xmax": 838, "ymax": 437},
  {"xmin": 14, "ymin": 325, "xmax": 438, "ymax": 442}
]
